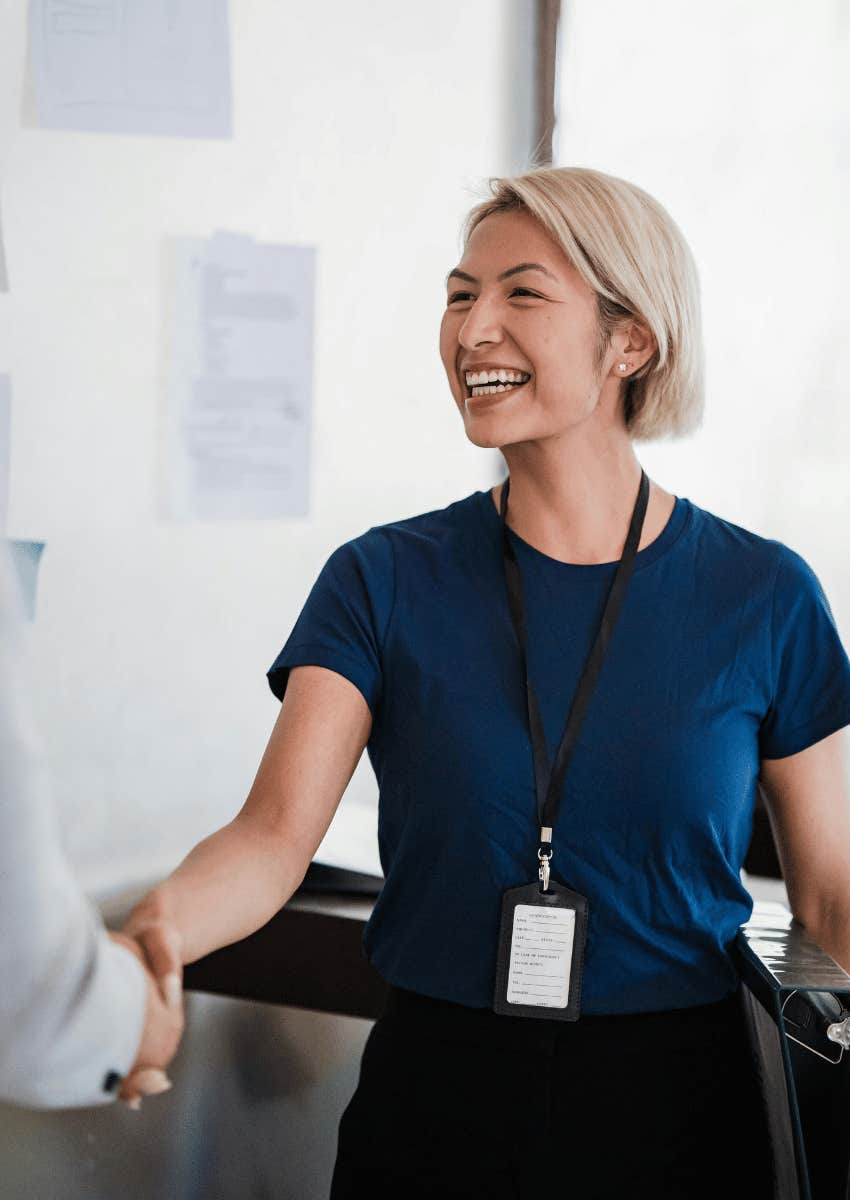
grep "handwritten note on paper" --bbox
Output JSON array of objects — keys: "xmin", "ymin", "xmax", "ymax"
[
  {"xmin": 164, "ymin": 232, "xmax": 315, "ymax": 521},
  {"xmin": 28, "ymin": 0, "xmax": 232, "ymax": 139},
  {"xmin": 0, "ymin": 376, "xmax": 10, "ymax": 530}
]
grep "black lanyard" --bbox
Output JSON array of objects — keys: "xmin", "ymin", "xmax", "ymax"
[{"xmin": 499, "ymin": 469, "xmax": 649, "ymax": 887}]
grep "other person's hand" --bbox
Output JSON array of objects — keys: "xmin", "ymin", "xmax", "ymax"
[{"xmin": 108, "ymin": 917, "xmax": 185, "ymax": 1109}]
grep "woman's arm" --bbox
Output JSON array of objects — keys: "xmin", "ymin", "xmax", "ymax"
[
  {"xmin": 758, "ymin": 723, "xmax": 850, "ymax": 970},
  {"xmin": 122, "ymin": 663, "xmax": 373, "ymax": 966}
]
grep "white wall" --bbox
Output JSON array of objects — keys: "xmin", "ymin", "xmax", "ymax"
[
  {"xmin": 555, "ymin": 0, "xmax": 850, "ymax": 625},
  {"xmin": 0, "ymin": 1, "xmax": 525, "ymax": 893},
  {"xmin": 7, "ymin": 0, "xmax": 843, "ymax": 902}
]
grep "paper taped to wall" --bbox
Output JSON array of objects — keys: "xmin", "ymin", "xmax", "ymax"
[
  {"xmin": 28, "ymin": 0, "xmax": 232, "ymax": 139},
  {"xmin": 163, "ymin": 231, "xmax": 315, "ymax": 521}
]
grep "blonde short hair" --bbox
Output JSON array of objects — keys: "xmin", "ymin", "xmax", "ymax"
[{"xmin": 460, "ymin": 166, "xmax": 705, "ymax": 441}]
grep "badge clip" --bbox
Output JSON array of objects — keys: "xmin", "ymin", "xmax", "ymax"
[
  {"xmin": 538, "ymin": 825, "xmax": 553, "ymax": 892},
  {"xmin": 538, "ymin": 847, "xmax": 552, "ymax": 893}
]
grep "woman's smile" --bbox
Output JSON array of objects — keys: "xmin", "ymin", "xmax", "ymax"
[{"xmin": 468, "ymin": 377, "xmax": 531, "ymax": 399}]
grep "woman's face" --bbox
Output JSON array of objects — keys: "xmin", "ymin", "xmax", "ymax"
[{"xmin": 439, "ymin": 207, "xmax": 617, "ymax": 449}]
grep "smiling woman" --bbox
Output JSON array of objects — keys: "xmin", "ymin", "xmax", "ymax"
[
  {"xmin": 324, "ymin": 166, "xmax": 832, "ymax": 1198},
  {"xmin": 439, "ymin": 166, "xmax": 704, "ymax": 450},
  {"xmin": 119, "ymin": 165, "xmax": 849, "ymax": 1200}
]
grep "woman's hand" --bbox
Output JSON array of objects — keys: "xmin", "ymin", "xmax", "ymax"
[{"xmin": 111, "ymin": 896, "xmax": 186, "ymax": 1108}]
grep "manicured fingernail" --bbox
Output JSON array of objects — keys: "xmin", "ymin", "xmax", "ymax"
[
  {"xmin": 163, "ymin": 973, "xmax": 182, "ymax": 1011},
  {"xmin": 143, "ymin": 1080, "xmax": 171, "ymax": 1096},
  {"xmin": 134, "ymin": 1068, "xmax": 172, "ymax": 1095}
]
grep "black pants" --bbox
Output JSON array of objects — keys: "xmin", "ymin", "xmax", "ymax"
[{"xmin": 330, "ymin": 982, "xmax": 775, "ymax": 1199}]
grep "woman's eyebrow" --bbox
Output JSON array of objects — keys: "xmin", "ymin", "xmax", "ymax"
[{"xmin": 444, "ymin": 262, "xmax": 558, "ymax": 287}]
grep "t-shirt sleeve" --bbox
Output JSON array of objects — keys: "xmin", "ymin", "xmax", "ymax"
[
  {"xmin": 266, "ymin": 528, "xmax": 395, "ymax": 719},
  {"xmin": 758, "ymin": 544, "xmax": 850, "ymax": 759}
]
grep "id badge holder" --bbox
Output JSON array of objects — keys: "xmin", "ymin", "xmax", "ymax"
[{"xmin": 493, "ymin": 875, "xmax": 588, "ymax": 1021}]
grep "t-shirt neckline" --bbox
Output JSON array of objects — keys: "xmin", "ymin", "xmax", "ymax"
[{"xmin": 473, "ymin": 485, "xmax": 692, "ymax": 577}]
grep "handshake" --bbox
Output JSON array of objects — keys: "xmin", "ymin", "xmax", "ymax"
[{"xmin": 107, "ymin": 902, "xmax": 186, "ymax": 1110}]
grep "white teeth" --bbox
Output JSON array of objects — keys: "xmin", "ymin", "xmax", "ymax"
[
  {"xmin": 464, "ymin": 368, "xmax": 530, "ymax": 387},
  {"xmin": 470, "ymin": 381, "xmax": 526, "ymax": 396}
]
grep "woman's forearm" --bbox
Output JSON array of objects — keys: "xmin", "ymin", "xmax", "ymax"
[
  {"xmin": 804, "ymin": 905, "xmax": 850, "ymax": 978},
  {"xmin": 125, "ymin": 816, "xmax": 307, "ymax": 965}
]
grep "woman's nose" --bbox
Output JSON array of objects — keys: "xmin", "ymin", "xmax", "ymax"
[{"xmin": 457, "ymin": 305, "xmax": 504, "ymax": 349}]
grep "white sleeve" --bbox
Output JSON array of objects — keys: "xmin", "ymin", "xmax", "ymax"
[{"xmin": 0, "ymin": 542, "xmax": 148, "ymax": 1109}]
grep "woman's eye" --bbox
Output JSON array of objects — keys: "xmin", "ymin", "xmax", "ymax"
[{"xmin": 447, "ymin": 288, "xmax": 540, "ymax": 304}]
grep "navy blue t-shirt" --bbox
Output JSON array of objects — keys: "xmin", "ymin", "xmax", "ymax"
[{"xmin": 266, "ymin": 488, "xmax": 850, "ymax": 1014}]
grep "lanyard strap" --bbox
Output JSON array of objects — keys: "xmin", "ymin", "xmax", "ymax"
[{"xmin": 499, "ymin": 469, "xmax": 649, "ymax": 882}]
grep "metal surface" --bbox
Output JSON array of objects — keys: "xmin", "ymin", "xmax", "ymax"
[
  {"xmin": 740, "ymin": 904, "xmax": 850, "ymax": 993},
  {"xmin": 735, "ymin": 900, "xmax": 850, "ymax": 1200},
  {"xmin": 0, "ymin": 991, "xmax": 373, "ymax": 1200}
]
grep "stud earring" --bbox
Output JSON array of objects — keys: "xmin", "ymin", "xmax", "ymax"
[{"xmin": 618, "ymin": 363, "xmax": 631, "ymax": 373}]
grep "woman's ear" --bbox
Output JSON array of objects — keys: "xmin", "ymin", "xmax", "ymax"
[{"xmin": 618, "ymin": 318, "xmax": 657, "ymax": 373}]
